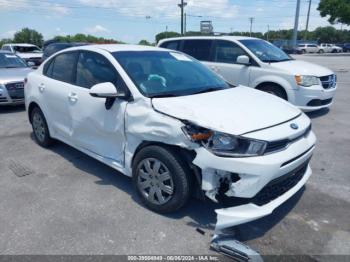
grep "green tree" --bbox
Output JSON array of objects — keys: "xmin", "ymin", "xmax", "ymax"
[
  {"xmin": 318, "ymin": 0, "xmax": 350, "ymax": 25},
  {"xmin": 0, "ymin": 38, "xmax": 12, "ymax": 48},
  {"xmin": 53, "ymin": 34, "xmax": 120, "ymax": 44},
  {"xmin": 138, "ymin": 39, "xmax": 152, "ymax": 46},
  {"xmin": 13, "ymin": 28, "xmax": 43, "ymax": 47},
  {"xmin": 155, "ymin": 31, "xmax": 181, "ymax": 43}
]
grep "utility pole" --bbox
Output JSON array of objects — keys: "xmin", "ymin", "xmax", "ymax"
[
  {"xmin": 292, "ymin": 0, "xmax": 301, "ymax": 48},
  {"xmin": 249, "ymin": 17, "xmax": 254, "ymax": 37},
  {"xmin": 184, "ymin": 13, "xmax": 187, "ymax": 35},
  {"xmin": 267, "ymin": 25, "xmax": 270, "ymax": 41},
  {"xmin": 165, "ymin": 25, "xmax": 168, "ymax": 39},
  {"xmin": 304, "ymin": 0, "xmax": 312, "ymax": 40},
  {"xmin": 178, "ymin": 0, "xmax": 187, "ymax": 35}
]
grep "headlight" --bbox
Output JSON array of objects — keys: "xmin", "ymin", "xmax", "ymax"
[
  {"xmin": 295, "ymin": 75, "xmax": 320, "ymax": 87},
  {"xmin": 182, "ymin": 124, "xmax": 267, "ymax": 157}
]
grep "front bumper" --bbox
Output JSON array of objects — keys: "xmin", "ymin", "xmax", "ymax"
[
  {"xmin": 292, "ymin": 84, "xmax": 337, "ymax": 112},
  {"xmin": 192, "ymin": 115, "xmax": 316, "ymax": 230},
  {"xmin": 214, "ymin": 165, "xmax": 311, "ymax": 233},
  {"xmin": 0, "ymin": 86, "xmax": 25, "ymax": 106}
]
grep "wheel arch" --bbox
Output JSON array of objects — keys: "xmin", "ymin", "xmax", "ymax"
[
  {"xmin": 255, "ymin": 81, "xmax": 289, "ymax": 100},
  {"xmin": 28, "ymin": 101, "xmax": 41, "ymax": 124}
]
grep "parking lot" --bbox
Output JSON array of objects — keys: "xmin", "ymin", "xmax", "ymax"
[{"xmin": 0, "ymin": 54, "xmax": 349, "ymax": 256}]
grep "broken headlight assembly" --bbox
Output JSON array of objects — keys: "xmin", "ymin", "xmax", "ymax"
[{"xmin": 182, "ymin": 124, "xmax": 267, "ymax": 157}]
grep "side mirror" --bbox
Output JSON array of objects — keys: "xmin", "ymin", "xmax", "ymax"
[
  {"xmin": 27, "ymin": 61, "xmax": 35, "ymax": 67},
  {"xmin": 236, "ymin": 55, "xmax": 250, "ymax": 66},
  {"xmin": 89, "ymin": 82, "xmax": 123, "ymax": 98}
]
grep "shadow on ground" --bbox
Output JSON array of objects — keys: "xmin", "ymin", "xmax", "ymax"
[
  {"xmin": 0, "ymin": 105, "xmax": 25, "ymax": 114},
  {"xmin": 306, "ymin": 108, "xmax": 329, "ymax": 119},
  {"xmin": 33, "ymin": 135, "xmax": 305, "ymax": 242}
]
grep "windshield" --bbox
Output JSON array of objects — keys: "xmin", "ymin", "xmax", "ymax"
[
  {"xmin": 13, "ymin": 46, "xmax": 42, "ymax": 53},
  {"xmin": 113, "ymin": 51, "xmax": 230, "ymax": 98},
  {"xmin": 0, "ymin": 53, "xmax": 28, "ymax": 68},
  {"xmin": 239, "ymin": 39, "xmax": 292, "ymax": 63}
]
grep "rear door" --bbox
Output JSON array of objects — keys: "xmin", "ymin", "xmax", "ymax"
[
  {"xmin": 68, "ymin": 50, "xmax": 128, "ymax": 164},
  {"xmin": 40, "ymin": 51, "xmax": 79, "ymax": 141},
  {"xmin": 207, "ymin": 40, "xmax": 251, "ymax": 86}
]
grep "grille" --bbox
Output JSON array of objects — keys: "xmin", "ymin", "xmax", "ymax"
[
  {"xmin": 265, "ymin": 124, "xmax": 312, "ymax": 154},
  {"xmin": 307, "ymin": 98, "xmax": 333, "ymax": 107},
  {"xmin": 320, "ymin": 74, "xmax": 336, "ymax": 89},
  {"xmin": 5, "ymin": 82, "xmax": 25, "ymax": 99},
  {"xmin": 251, "ymin": 159, "xmax": 310, "ymax": 206}
]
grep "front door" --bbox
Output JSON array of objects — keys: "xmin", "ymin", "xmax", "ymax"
[
  {"xmin": 205, "ymin": 40, "xmax": 251, "ymax": 86},
  {"xmin": 68, "ymin": 51, "xmax": 127, "ymax": 165}
]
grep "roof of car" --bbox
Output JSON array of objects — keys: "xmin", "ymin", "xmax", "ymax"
[
  {"xmin": 158, "ymin": 35, "xmax": 259, "ymax": 43},
  {"xmin": 0, "ymin": 50, "xmax": 13, "ymax": 54},
  {"xmin": 67, "ymin": 44, "xmax": 167, "ymax": 53}
]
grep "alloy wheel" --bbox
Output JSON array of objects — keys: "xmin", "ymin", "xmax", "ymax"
[{"xmin": 32, "ymin": 112, "xmax": 46, "ymax": 143}]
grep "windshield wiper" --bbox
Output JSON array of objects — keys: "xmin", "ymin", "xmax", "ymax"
[
  {"xmin": 192, "ymin": 87, "xmax": 224, "ymax": 95},
  {"xmin": 150, "ymin": 93, "xmax": 179, "ymax": 98}
]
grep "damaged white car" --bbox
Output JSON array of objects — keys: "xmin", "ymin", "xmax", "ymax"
[{"xmin": 25, "ymin": 45, "xmax": 316, "ymax": 232}]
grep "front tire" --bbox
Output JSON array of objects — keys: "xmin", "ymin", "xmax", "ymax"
[
  {"xmin": 257, "ymin": 84, "xmax": 287, "ymax": 100},
  {"xmin": 31, "ymin": 107, "xmax": 53, "ymax": 147},
  {"xmin": 132, "ymin": 145, "xmax": 191, "ymax": 213}
]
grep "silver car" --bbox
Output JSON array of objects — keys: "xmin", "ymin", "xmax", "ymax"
[{"xmin": 0, "ymin": 51, "xmax": 33, "ymax": 106}]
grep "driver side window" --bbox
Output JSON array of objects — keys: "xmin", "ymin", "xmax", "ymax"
[
  {"xmin": 76, "ymin": 51, "xmax": 119, "ymax": 89},
  {"xmin": 214, "ymin": 40, "xmax": 246, "ymax": 64}
]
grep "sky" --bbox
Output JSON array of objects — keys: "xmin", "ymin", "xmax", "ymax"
[{"xmin": 0, "ymin": 0, "xmax": 348, "ymax": 44}]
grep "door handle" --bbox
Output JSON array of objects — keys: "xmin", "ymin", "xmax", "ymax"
[
  {"xmin": 68, "ymin": 92, "xmax": 78, "ymax": 102},
  {"xmin": 38, "ymin": 83, "xmax": 45, "ymax": 93}
]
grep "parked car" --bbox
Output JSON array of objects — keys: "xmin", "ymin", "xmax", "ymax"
[
  {"xmin": 1, "ymin": 43, "xmax": 43, "ymax": 66},
  {"xmin": 297, "ymin": 43, "xmax": 319, "ymax": 53},
  {"xmin": 25, "ymin": 45, "xmax": 316, "ymax": 230},
  {"xmin": 42, "ymin": 42, "xmax": 89, "ymax": 62},
  {"xmin": 319, "ymin": 43, "xmax": 342, "ymax": 53},
  {"xmin": 158, "ymin": 36, "xmax": 337, "ymax": 112},
  {"xmin": 278, "ymin": 46, "xmax": 302, "ymax": 55},
  {"xmin": 340, "ymin": 43, "xmax": 350, "ymax": 52},
  {"xmin": 0, "ymin": 51, "xmax": 33, "ymax": 105}
]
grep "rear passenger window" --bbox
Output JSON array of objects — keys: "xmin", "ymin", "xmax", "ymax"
[
  {"xmin": 182, "ymin": 40, "xmax": 213, "ymax": 61},
  {"xmin": 48, "ymin": 52, "xmax": 78, "ymax": 83},
  {"xmin": 76, "ymin": 51, "xmax": 120, "ymax": 89},
  {"xmin": 160, "ymin": 41, "xmax": 180, "ymax": 51},
  {"xmin": 214, "ymin": 40, "xmax": 246, "ymax": 64}
]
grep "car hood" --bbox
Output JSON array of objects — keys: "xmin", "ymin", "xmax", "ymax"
[
  {"xmin": 152, "ymin": 86, "xmax": 301, "ymax": 135},
  {"xmin": 17, "ymin": 53, "xmax": 43, "ymax": 59},
  {"xmin": 0, "ymin": 68, "xmax": 33, "ymax": 84},
  {"xmin": 270, "ymin": 60, "xmax": 333, "ymax": 77}
]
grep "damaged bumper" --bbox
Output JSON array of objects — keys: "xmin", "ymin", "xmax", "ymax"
[
  {"xmin": 214, "ymin": 165, "xmax": 311, "ymax": 233},
  {"xmin": 192, "ymin": 118, "xmax": 316, "ymax": 231}
]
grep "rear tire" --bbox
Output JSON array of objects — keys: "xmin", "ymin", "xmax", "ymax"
[
  {"xmin": 319, "ymin": 49, "xmax": 324, "ymax": 54},
  {"xmin": 257, "ymin": 84, "xmax": 287, "ymax": 100},
  {"xmin": 132, "ymin": 145, "xmax": 191, "ymax": 213},
  {"xmin": 30, "ymin": 107, "xmax": 53, "ymax": 147}
]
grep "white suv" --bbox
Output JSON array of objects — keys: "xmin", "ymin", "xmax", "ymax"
[
  {"xmin": 159, "ymin": 36, "xmax": 337, "ymax": 112},
  {"xmin": 2, "ymin": 43, "xmax": 43, "ymax": 66},
  {"xmin": 297, "ymin": 43, "xmax": 320, "ymax": 53},
  {"xmin": 25, "ymin": 45, "xmax": 316, "ymax": 232}
]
